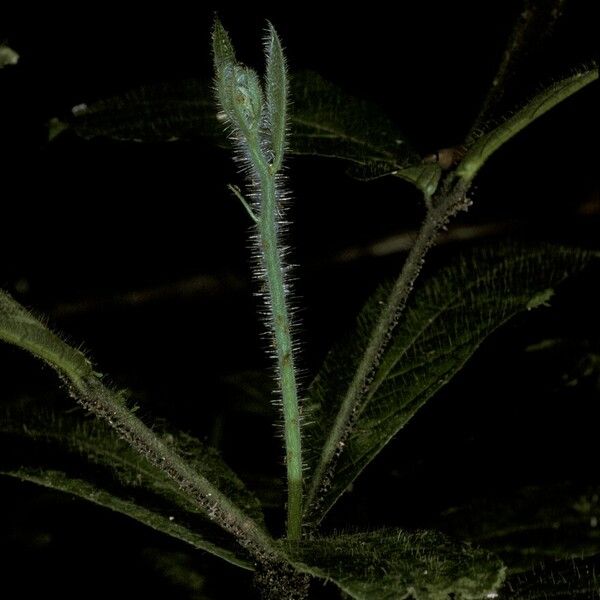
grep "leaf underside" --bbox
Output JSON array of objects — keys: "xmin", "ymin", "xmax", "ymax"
[
  {"xmin": 286, "ymin": 529, "xmax": 505, "ymax": 600},
  {"xmin": 305, "ymin": 244, "xmax": 595, "ymax": 524},
  {"xmin": 264, "ymin": 22, "xmax": 288, "ymax": 171}
]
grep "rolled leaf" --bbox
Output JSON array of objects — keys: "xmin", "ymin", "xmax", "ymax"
[{"xmin": 264, "ymin": 22, "xmax": 288, "ymax": 172}]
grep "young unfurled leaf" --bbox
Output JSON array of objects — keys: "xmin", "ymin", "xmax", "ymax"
[
  {"xmin": 304, "ymin": 245, "xmax": 595, "ymax": 524},
  {"xmin": 212, "ymin": 18, "xmax": 236, "ymax": 78},
  {"xmin": 434, "ymin": 482, "xmax": 600, "ymax": 574},
  {"xmin": 1, "ymin": 468, "xmax": 252, "ymax": 570},
  {"xmin": 217, "ymin": 64, "xmax": 264, "ymax": 138},
  {"xmin": 458, "ymin": 66, "xmax": 598, "ymax": 181},
  {"xmin": 285, "ymin": 529, "xmax": 505, "ymax": 600},
  {"xmin": 264, "ymin": 22, "xmax": 288, "ymax": 173},
  {"xmin": 212, "ymin": 18, "xmax": 264, "ymax": 140}
]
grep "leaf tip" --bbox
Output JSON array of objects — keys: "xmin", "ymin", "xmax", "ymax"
[{"xmin": 212, "ymin": 16, "xmax": 236, "ymax": 73}]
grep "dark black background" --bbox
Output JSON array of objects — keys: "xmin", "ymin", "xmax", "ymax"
[{"xmin": 0, "ymin": 2, "xmax": 598, "ymax": 598}]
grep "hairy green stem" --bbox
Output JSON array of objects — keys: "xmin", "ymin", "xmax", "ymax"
[
  {"xmin": 249, "ymin": 142, "xmax": 303, "ymax": 540},
  {"xmin": 213, "ymin": 19, "xmax": 303, "ymax": 540},
  {"xmin": 305, "ymin": 180, "xmax": 470, "ymax": 521},
  {"xmin": 212, "ymin": 18, "xmax": 302, "ymax": 539}
]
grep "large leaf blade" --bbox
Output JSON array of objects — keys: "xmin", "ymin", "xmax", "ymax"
[
  {"xmin": 305, "ymin": 245, "xmax": 595, "ymax": 523},
  {"xmin": 285, "ymin": 529, "xmax": 505, "ymax": 600},
  {"xmin": 264, "ymin": 22, "xmax": 288, "ymax": 172},
  {"xmin": 50, "ymin": 71, "xmax": 421, "ymax": 179}
]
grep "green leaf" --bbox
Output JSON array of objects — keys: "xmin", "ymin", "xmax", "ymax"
[
  {"xmin": 0, "ymin": 290, "xmax": 275, "ymax": 560},
  {"xmin": 290, "ymin": 70, "xmax": 419, "ymax": 177},
  {"xmin": 305, "ymin": 244, "xmax": 595, "ymax": 524},
  {"xmin": 264, "ymin": 22, "xmax": 288, "ymax": 173},
  {"xmin": 435, "ymin": 482, "xmax": 600, "ymax": 574},
  {"xmin": 0, "ymin": 400, "xmax": 266, "ymax": 527},
  {"xmin": 0, "ymin": 290, "xmax": 93, "ymax": 381},
  {"xmin": 213, "ymin": 18, "xmax": 263, "ymax": 140},
  {"xmin": 50, "ymin": 71, "xmax": 423, "ymax": 185},
  {"xmin": 285, "ymin": 529, "xmax": 505, "ymax": 600},
  {"xmin": 498, "ymin": 555, "xmax": 599, "ymax": 599},
  {"xmin": 53, "ymin": 79, "xmax": 221, "ymax": 143},
  {"xmin": 1, "ymin": 467, "xmax": 252, "ymax": 570},
  {"xmin": 458, "ymin": 66, "xmax": 598, "ymax": 181},
  {"xmin": 212, "ymin": 18, "xmax": 236, "ymax": 77}
]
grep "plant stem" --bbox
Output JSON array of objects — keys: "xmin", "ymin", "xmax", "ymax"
[
  {"xmin": 212, "ymin": 19, "xmax": 302, "ymax": 539},
  {"xmin": 249, "ymin": 142, "xmax": 303, "ymax": 540},
  {"xmin": 305, "ymin": 179, "xmax": 470, "ymax": 522}
]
